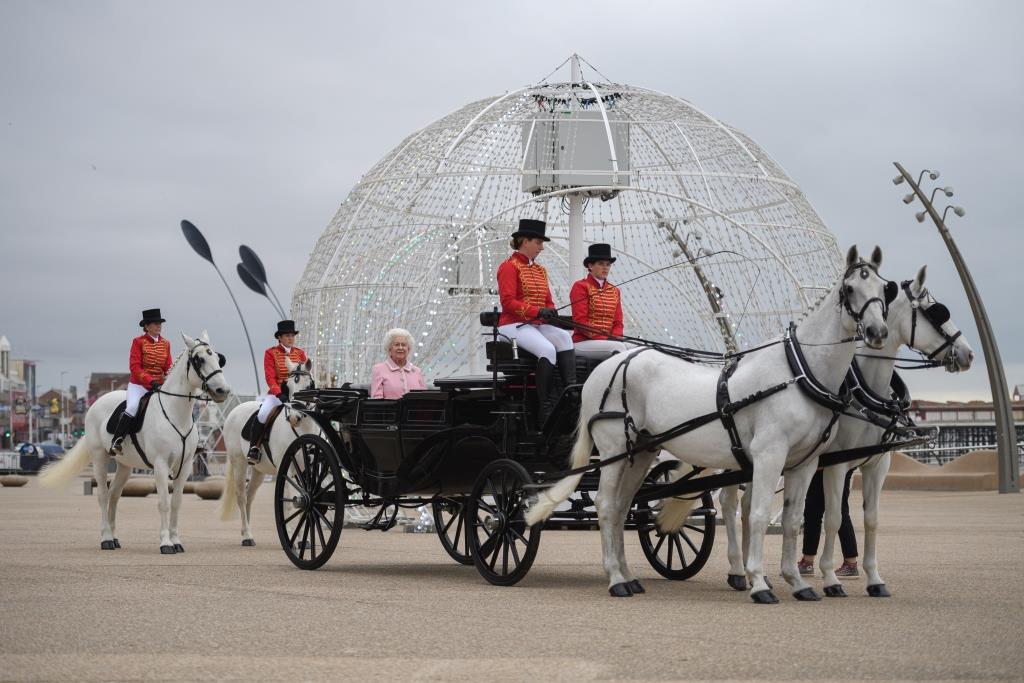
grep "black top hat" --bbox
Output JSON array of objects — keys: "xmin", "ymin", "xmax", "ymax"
[
  {"xmin": 511, "ymin": 218, "xmax": 550, "ymax": 242},
  {"xmin": 139, "ymin": 308, "xmax": 166, "ymax": 327},
  {"xmin": 275, "ymin": 320, "xmax": 300, "ymax": 338},
  {"xmin": 583, "ymin": 243, "xmax": 617, "ymax": 267}
]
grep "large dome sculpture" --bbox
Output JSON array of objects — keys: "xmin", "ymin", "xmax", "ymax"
[{"xmin": 293, "ymin": 56, "xmax": 842, "ymax": 385}]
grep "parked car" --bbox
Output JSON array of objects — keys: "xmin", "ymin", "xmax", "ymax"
[{"xmin": 14, "ymin": 442, "xmax": 65, "ymax": 473}]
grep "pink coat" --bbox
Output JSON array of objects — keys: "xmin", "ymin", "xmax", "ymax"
[{"xmin": 370, "ymin": 358, "xmax": 426, "ymax": 399}]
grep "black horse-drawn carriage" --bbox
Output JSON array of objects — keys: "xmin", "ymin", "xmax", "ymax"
[{"xmin": 274, "ymin": 311, "xmax": 717, "ymax": 586}]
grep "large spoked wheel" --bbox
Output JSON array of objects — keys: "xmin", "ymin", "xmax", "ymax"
[
  {"xmin": 432, "ymin": 496, "xmax": 473, "ymax": 565},
  {"xmin": 466, "ymin": 459, "xmax": 541, "ymax": 586},
  {"xmin": 636, "ymin": 461, "xmax": 716, "ymax": 580},
  {"xmin": 274, "ymin": 434, "xmax": 347, "ymax": 570}
]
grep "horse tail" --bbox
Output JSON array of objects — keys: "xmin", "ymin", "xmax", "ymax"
[
  {"xmin": 38, "ymin": 438, "xmax": 92, "ymax": 489},
  {"xmin": 218, "ymin": 454, "xmax": 237, "ymax": 521},
  {"xmin": 525, "ymin": 404, "xmax": 592, "ymax": 527}
]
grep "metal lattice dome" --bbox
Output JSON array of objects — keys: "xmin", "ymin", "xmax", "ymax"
[{"xmin": 293, "ymin": 57, "xmax": 842, "ymax": 385}]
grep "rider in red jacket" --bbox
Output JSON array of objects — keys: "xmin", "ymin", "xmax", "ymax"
[
  {"xmin": 111, "ymin": 309, "xmax": 172, "ymax": 454},
  {"xmin": 248, "ymin": 320, "xmax": 307, "ymax": 463}
]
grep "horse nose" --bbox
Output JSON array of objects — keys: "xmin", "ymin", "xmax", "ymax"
[
  {"xmin": 968, "ymin": 350, "xmax": 975, "ymax": 365},
  {"xmin": 866, "ymin": 324, "xmax": 887, "ymax": 346},
  {"xmin": 214, "ymin": 386, "xmax": 228, "ymax": 396}
]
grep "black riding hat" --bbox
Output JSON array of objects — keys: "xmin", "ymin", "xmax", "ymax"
[
  {"xmin": 583, "ymin": 243, "xmax": 616, "ymax": 267},
  {"xmin": 275, "ymin": 320, "xmax": 299, "ymax": 338},
  {"xmin": 139, "ymin": 308, "xmax": 165, "ymax": 327},
  {"xmin": 511, "ymin": 218, "xmax": 550, "ymax": 242}
]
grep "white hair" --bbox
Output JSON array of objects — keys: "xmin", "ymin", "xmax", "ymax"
[{"xmin": 383, "ymin": 327, "xmax": 414, "ymax": 352}]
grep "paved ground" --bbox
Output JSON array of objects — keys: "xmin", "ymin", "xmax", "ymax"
[{"xmin": 1, "ymin": 478, "xmax": 1022, "ymax": 682}]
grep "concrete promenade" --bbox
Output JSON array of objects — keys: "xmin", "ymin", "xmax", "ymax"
[{"xmin": 1, "ymin": 479, "xmax": 1021, "ymax": 681}]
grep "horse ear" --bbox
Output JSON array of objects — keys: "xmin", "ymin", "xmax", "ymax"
[
  {"xmin": 914, "ymin": 264, "xmax": 927, "ymax": 292},
  {"xmin": 181, "ymin": 332, "xmax": 196, "ymax": 349},
  {"xmin": 846, "ymin": 245, "xmax": 859, "ymax": 268},
  {"xmin": 305, "ymin": 359, "xmax": 312, "ymax": 371},
  {"xmin": 200, "ymin": 329, "xmax": 210, "ymax": 343},
  {"xmin": 870, "ymin": 245, "xmax": 883, "ymax": 268}
]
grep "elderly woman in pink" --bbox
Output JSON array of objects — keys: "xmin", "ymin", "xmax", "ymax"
[{"xmin": 370, "ymin": 328, "xmax": 427, "ymax": 399}]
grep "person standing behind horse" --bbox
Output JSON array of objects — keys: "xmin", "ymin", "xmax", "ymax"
[
  {"xmin": 248, "ymin": 320, "xmax": 307, "ymax": 464},
  {"xmin": 110, "ymin": 308, "xmax": 172, "ymax": 455},
  {"xmin": 570, "ymin": 243, "xmax": 628, "ymax": 355},
  {"xmin": 496, "ymin": 218, "xmax": 575, "ymax": 425},
  {"xmin": 370, "ymin": 328, "xmax": 426, "ymax": 398}
]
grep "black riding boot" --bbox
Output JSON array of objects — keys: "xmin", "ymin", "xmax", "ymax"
[
  {"xmin": 247, "ymin": 420, "xmax": 266, "ymax": 464},
  {"xmin": 534, "ymin": 358, "xmax": 557, "ymax": 428},
  {"xmin": 556, "ymin": 349, "xmax": 577, "ymax": 388},
  {"xmin": 109, "ymin": 412, "xmax": 134, "ymax": 455}
]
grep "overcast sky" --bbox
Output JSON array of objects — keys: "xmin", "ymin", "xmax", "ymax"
[{"xmin": 1, "ymin": 1, "xmax": 1021, "ymax": 400}]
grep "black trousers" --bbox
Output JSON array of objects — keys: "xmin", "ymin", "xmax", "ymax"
[{"xmin": 802, "ymin": 468, "xmax": 858, "ymax": 559}]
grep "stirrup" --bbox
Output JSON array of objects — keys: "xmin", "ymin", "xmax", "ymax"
[
  {"xmin": 246, "ymin": 446, "xmax": 262, "ymax": 465},
  {"xmin": 109, "ymin": 436, "xmax": 125, "ymax": 456}
]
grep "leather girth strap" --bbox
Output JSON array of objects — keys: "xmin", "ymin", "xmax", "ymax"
[{"xmin": 717, "ymin": 359, "xmax": 752, "ymax": 470}]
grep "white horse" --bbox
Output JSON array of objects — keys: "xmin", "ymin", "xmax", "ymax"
[
  {"xmin": 817, "ymin": 265, "xmax": 972, "ymax": 596},
  {"xmin": 40, "ymin": 332, "xmax": 232, "ymax": 553},
  {"xmin": 526, "ymin": 245, "xmax": 892, "ymax": 602},
  {"xmin": 716, "ymin": 265, "xmax": 973, "ymax": 597},
  {"xmin": 218, "ymin": 357, "xmax": 319, "ymax": 545}
]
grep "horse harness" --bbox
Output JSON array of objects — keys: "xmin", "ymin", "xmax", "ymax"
[{"xmin": 902, "ymin": 280, "xmax": 960, "ymax": 361}]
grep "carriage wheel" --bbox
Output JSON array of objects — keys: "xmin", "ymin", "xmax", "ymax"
[
  {"xmin": 636, "ymin": 461, "xmax": 716, "ymax": 580},
  {"xmin": 274, "ymin": 434, "xmax": 346, "ymax": 570},
  {"xmin": 466, "ymin": 459, "xmax": 541, "ymax": 586},
  {"xmin": 432, "ymin": 496, "xmax": 473, "ymax": 565}
]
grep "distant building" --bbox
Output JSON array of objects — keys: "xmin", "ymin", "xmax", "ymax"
[
  {"xmin": 0, "ymin": 334, "xmax": 36, "ymax": 446},
  {"xmin": 910, "ymin": 398, "xmax": 1024, "ymax": 464},
  {"xmin": 87, "ymin": 373, "xmax": 129, "ymax": 406}
]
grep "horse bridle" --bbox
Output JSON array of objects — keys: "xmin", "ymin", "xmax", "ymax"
[
  {"xmin": 186, "ymin": 341, "xmax": 226, "ymax": 396},
  {"xmin": 901, "ymin": 280, "xmax": 961, "ymax": 361},
  {"xmin": 838, "ymin": 260, "xmax": 898, "ymax": 325}
]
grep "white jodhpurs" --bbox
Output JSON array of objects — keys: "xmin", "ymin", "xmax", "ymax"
[
  {"xmin": 125, "ymin": 382, "xmax": 148, "ymax": 417},
  {"xmin": 574, "ymin": 339, "xmax": 630, "ymax": 355},
  {"xmin": 257, "ymin": 393, "xmax": 283, "ymax": 423},
  {"xmin": 497, "ymin": 323, "xmax": 573, "ymax": 364}
]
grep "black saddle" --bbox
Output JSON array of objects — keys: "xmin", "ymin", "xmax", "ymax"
[
  {"xmin": 106, "ymin": 392, "xmax": 154, "ymax": 435},
  {"xmin": 241, "ymin": 405, "xmax": 284, "ymax": 441}
]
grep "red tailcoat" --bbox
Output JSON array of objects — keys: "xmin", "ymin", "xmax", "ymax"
[
  {"xmin": 497, "ymin": 252, "xmax": 554, "ymax": 326},
  {"xmin": 129, "ymin": 335, "xmax": 172, "ymax": 386},
  {"xmin": 264, "ymin": 345, "xmax": 308, "ymax": 396},
  {"xmin": 569, "ymin": 275, "xmax": 623, "ymax": 342}
]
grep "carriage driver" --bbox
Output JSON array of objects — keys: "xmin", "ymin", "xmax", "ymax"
[
  {"xmin": 496, "ymin": 218, "xmax": 575, "ymax": 425},
  {"xmin": 248, "ymin": 320, "xmax": 308, "ymax": 464},
  {"xmin": 570, "ymin": 243, "xmax": 629, "ymax": 354},
  {"xmin": 110, "ymin": 308, "xmax": 172, "ymax": 455}
]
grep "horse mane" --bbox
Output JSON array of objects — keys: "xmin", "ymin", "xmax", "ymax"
[
  {"xmin": 164, "ymin": 346, "xmax": 191, "ymax": 378},
  {"xmin": 795, "ymin": 269, "xmax": 842, "ymax": 324}
]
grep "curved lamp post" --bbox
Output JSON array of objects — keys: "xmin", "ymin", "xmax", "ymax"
[
  {"xmin": 180, "ymin": 219, "xmax": 261, "ymax": 393},
  {"xmin": 893, "ymin": 162, "xmax": 1019, "ymax": 493},
  {"xmin": 237, "ymin": 245, "xmax": 287, "ymax": 318}
]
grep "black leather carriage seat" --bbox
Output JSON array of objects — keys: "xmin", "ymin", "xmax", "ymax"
[{"xmin": 433, "ymin": 375, "xmax": 499, "ymax": 391}]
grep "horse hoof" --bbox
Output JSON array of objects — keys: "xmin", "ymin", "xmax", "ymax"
[
  {"xmin": 241, "ymin": 539, "xmax": 256, "ymax": 547},
  {"xmin": 823, "ymin": 584, "xmax": 848, "ymax": 598},
  {"xmin": 100, "ymin": 540, "xmax": 116, "ymax": 550},
  {"xmin": 793, "ymin": 587, "xmax": 822, "ymax": 601},
  {"xmin": 750, "ymin": 589, "xmax": 779, "ymax": 604},
  {"xmin": 173, "ymin": 543, "xmax": 185, "ymax": 553},
  {"xmin": 626, "ymin": 579, "xmax": 645, "ymax": 594},
  {"xmin": 113, "ymin": 538, "xmax": 121, "ymax": 549},
  {"xmin": 867, "ymin": 583, "xmax": 892, "ymax": 598},
  {"xmin": 160, "ymin": 545, "xmax": 176, "ymax": 554},
  {"xmin": 727, "ymin": 574, "xmax": 747, "ymax": 591},
  {"xmin": 608, "ymin": 583, "xmax": 634, "ymax": 598}
]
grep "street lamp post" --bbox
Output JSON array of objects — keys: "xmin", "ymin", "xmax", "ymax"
[
  {"xmin": 59, "ymin": 370, "xmax": 68, "ymax": 446},
  {"xmin": 893, "ymin": 162, "xmax": 1019, "ymax": 493},
  {"xmin": 180, "ymin": 220, "xmax": 262, "ymax": 394}
]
